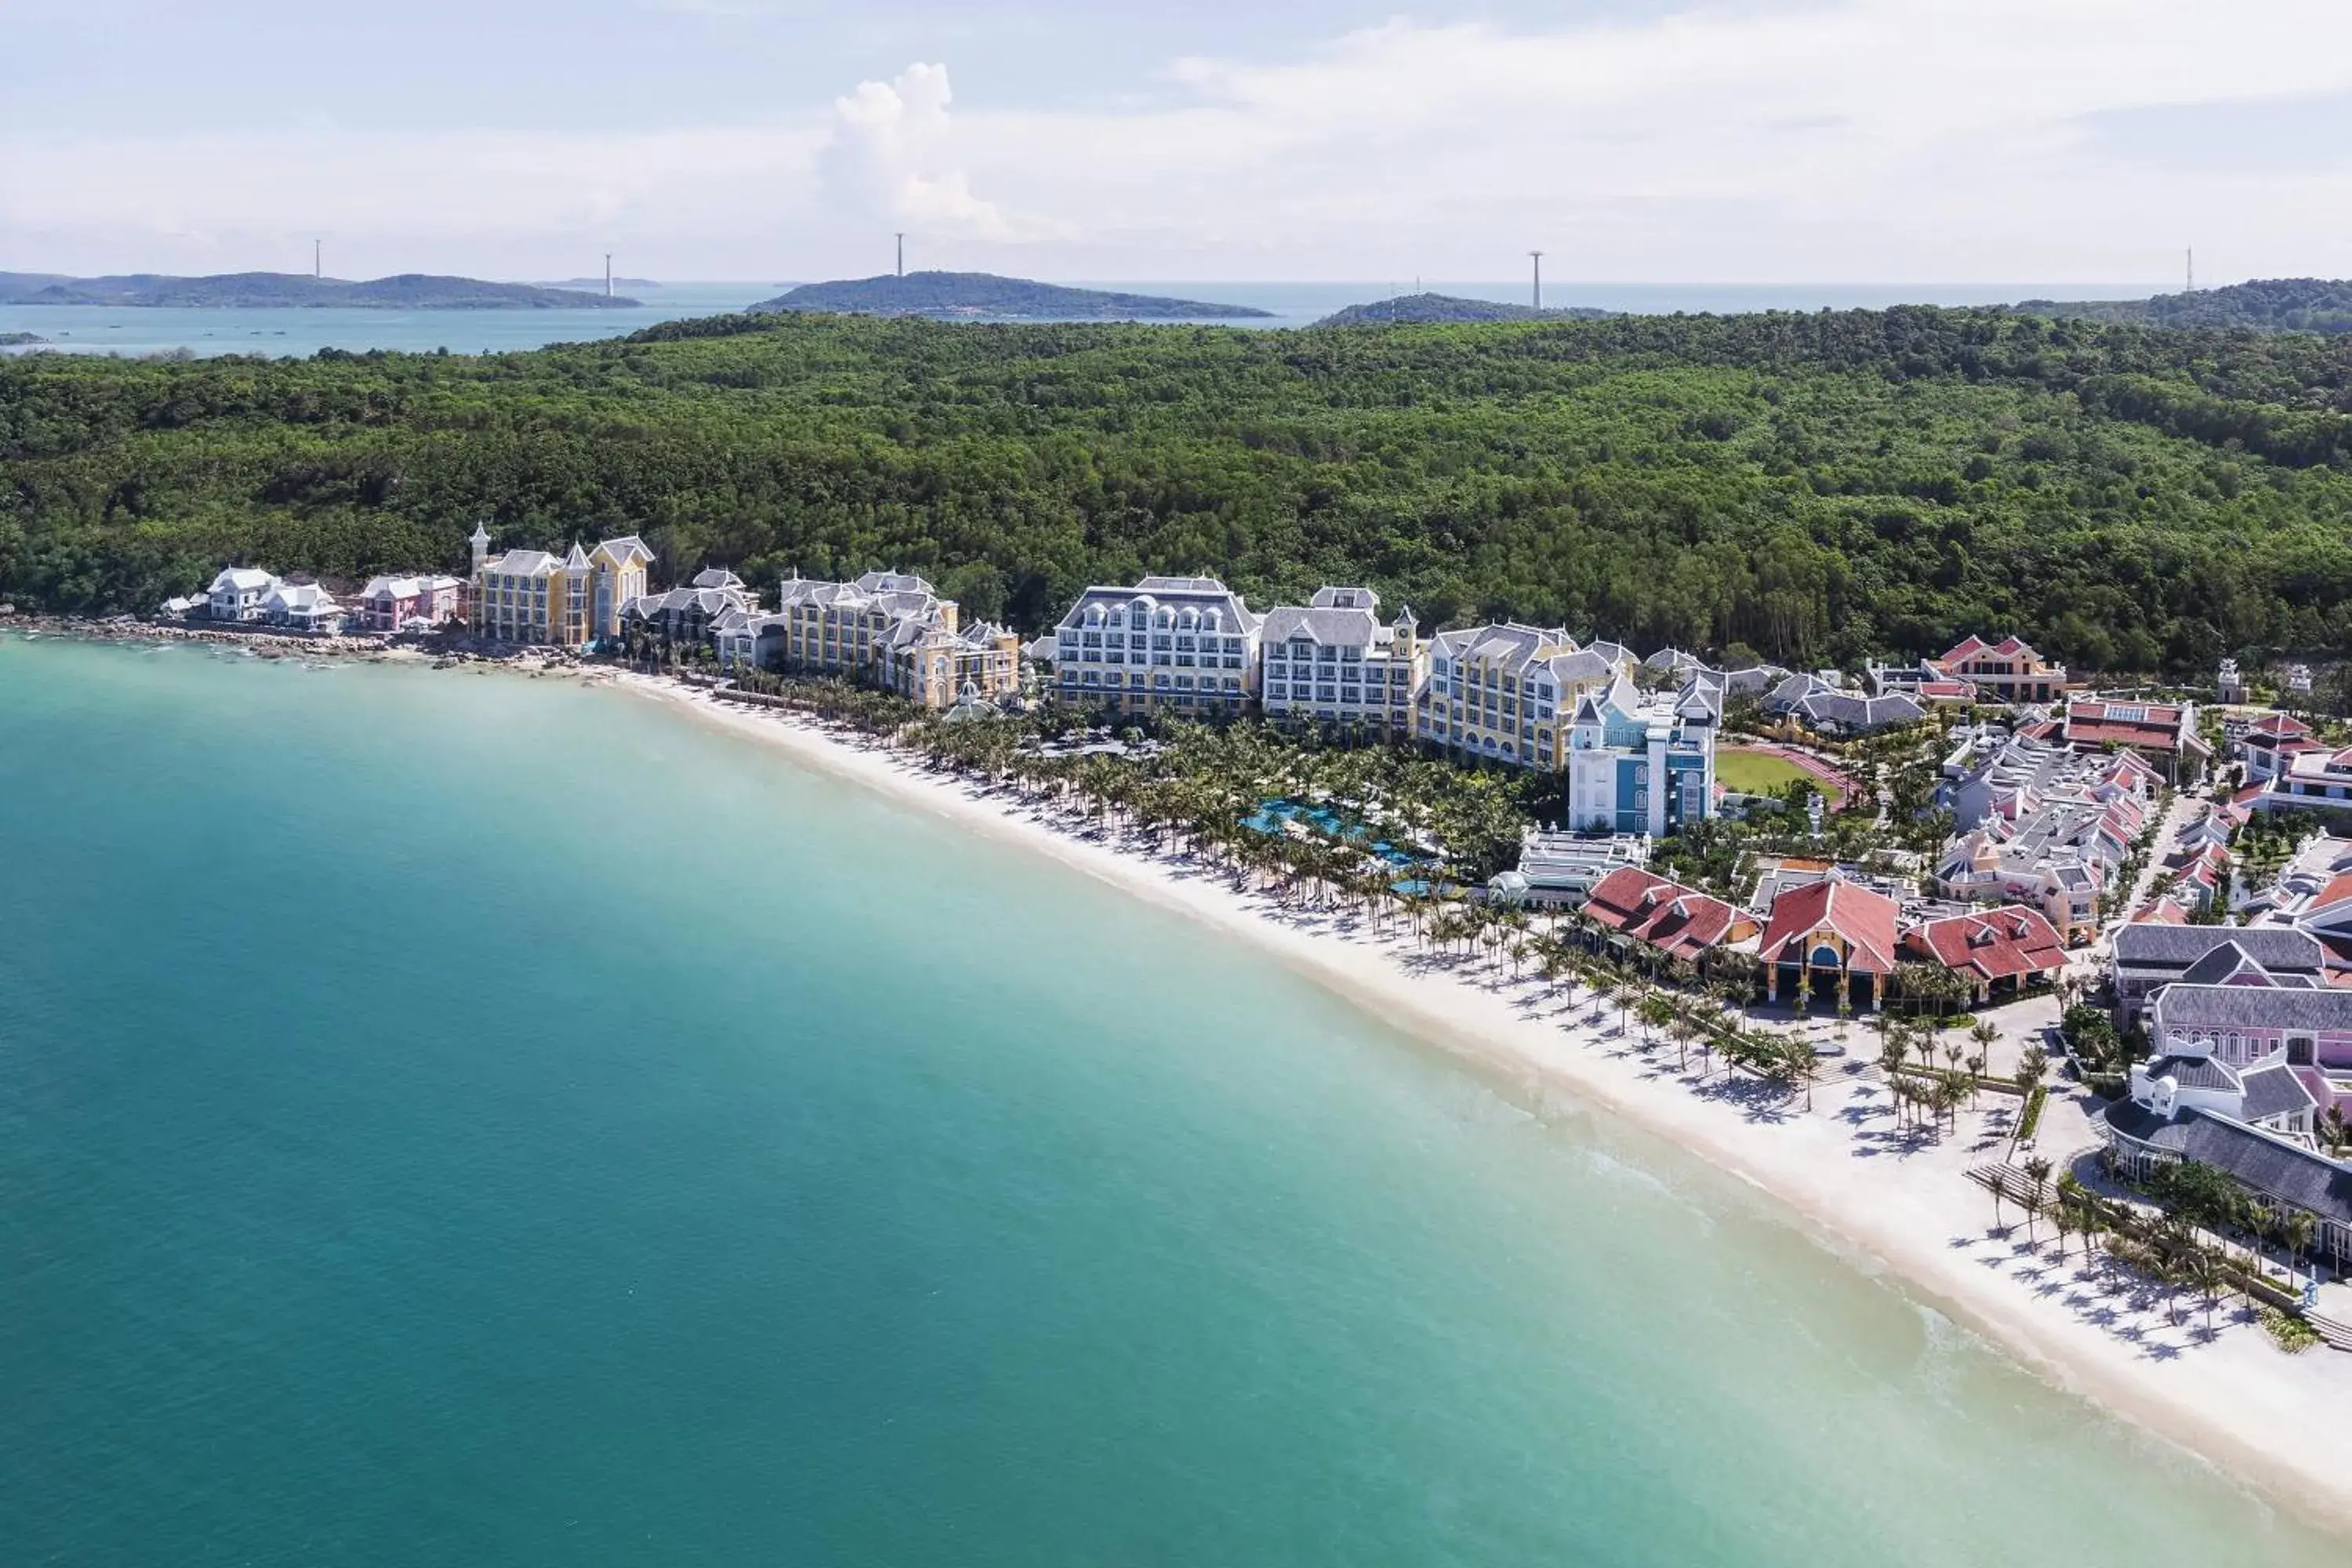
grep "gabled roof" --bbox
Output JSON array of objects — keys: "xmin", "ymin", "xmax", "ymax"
[
  {"xmin": 1581, "ymin": 867, "xmax": 1756, "ymax": 960},
  {"xmin": 1759, "ymin": 876, "xmax": 1900, "ymax": 974},
  {"xmin": 1900, "ymin": 905, "xmax": 2067, "ymax": 982}
]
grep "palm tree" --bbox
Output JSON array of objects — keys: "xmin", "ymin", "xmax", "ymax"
[
  {"xmin": 2285, "ymin": 1211, "xmax": 2317, "ymax": 1291},
  {"xmin": 1668, "ymin": 1016, "xmax": 1697, "ymax": 1075},
  {"xmin": 2021, "ymin": 1155, "xmax": 2054, "ymax": 1245}
]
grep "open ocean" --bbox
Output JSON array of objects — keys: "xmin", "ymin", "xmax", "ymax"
[
  {"xmin": 2, "ymin": 635, "xmax": 2330, "ymax": 1566},
  {"xmin": 0, "ymin": 279, "xmax": 2156, "ymax": 360}
]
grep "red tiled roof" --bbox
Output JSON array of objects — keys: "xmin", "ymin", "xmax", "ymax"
[
  {"xmin": 1917, "ymin": 680, "xmax": 1978, "ymax": 701},
  {"xmin": 2310, "ymin": 872, "xmax": 2352, "ymax": 913},
  {"xmin": 2131, "ymin": 898, "xmax": 2191, "ymax": 925},
  {"xmin": 2249, "ymin": 712, "xmax": 2314, "ymax": 740},
  {"xmin": 1941, "ymin": 636, "xmax": 1989, "ymax": 663},
  {"xmin": 1759, "ymin": 876, "xmax": 1900, "ymax": 975},
  {"xmin": 1900, "ymin": 905, "xmax": 2069, "ymax": 982},
  {"xmin": 1582, "ymin": 867, "xmax": 1755, "ymax": 960}
]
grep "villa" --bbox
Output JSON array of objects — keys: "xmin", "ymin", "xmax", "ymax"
[
  {"xmin": 1757, "ymin": 874, "xmax": 1900, "ymax": 1009},
  {"xmin": 467, "ymin": 525, "xmax": 653, "ymax": 648},
  {"xmin": 261, "ymin": 582, "xmax": 345, "ymax": 635},
  {"xmin": 1258, "ymin": 587, "xmax": 1423, "ymax": 736},
  {"xmin": 2241, "ymin": 743, "xmax": 2352, "ymax": 817},
  {"xmin": 1896, "ymin": 906, "xmax": 2067, "ymax": 1005},
  {"xmin": 1491, "ymin": 830, "xmax": 1650, "ymax": 908},
  {"xmin": 1051, "ymin": 575, "xmax": 1261, "ymax": 717},
  {"xmin": 1936, "ymin": 635, "xmax": 2068, "ymax": 706},
  {"xmin": 2101, "ymin": 1094, "xmax": 2352, "ymax": 1271},
  {"xmin": 1563, "ymin": 674, "xmax": 1720, "ymax": 837},
  {"xmin": 2237, "ymin": 712, "xmax": 2321, "ymax": 785},
  {"xmin": 206, "ymin": 566, "xmax": 280, "ymax": 623},
  {"xmin": 356, "ymin": 573, "xmax": 465, "ymax": 633},
  {"xmin": 1418, "ymin": 623, "xmax": 1625, "ymax": 771}
]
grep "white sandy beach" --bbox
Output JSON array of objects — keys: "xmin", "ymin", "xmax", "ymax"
[{"xmin": 617, "ymin": 672, "xmax": 2352, "ymax": 1534}]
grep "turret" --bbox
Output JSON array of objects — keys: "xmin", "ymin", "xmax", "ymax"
[{"xmin": 469, "ymin": 521, "xmax": 492, "ymax": 575}]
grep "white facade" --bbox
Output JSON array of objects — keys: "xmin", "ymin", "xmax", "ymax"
[
  {"xmin": 261, "ymin": 582, "xmax": 345, "ymax": 633},
  {"xmin": 1051, "ymin": 575, "xmax": 1262, "ymax": 717},
  {"xmin": 206, "ymin": 566, "xmax": 280, "ymax": 622},
  {"xmin": 1258, "ymin": 587, "xmax": 1421, "ymax": 734},
  {"xmin": 1563, "ymin": 675, "xmax": 1721, "ymax": 837}
]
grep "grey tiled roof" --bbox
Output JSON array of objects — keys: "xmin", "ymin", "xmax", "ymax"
[
  {"xmin": 2150, "ymin": 982, "xmax": 2352, "ymax": 1033},
  {"xmin": 2144, "ymin": 1054, "xmax": 2238, "ymax": 1092},
  {"xmin": 2105, "ymin": 1103, "xmax": 2352, "ymax": 1226},
  {"xmin": 2114, "ymin": 924, "xmax": 2324, "ymax": 977},
  {"xmin": 2241, "ymin": 1065, "xmax": 2319, "ymax": 1122},
  {"xmin": 1261, "ymin": 605, "xmax": 1387, "ymax": 648}
]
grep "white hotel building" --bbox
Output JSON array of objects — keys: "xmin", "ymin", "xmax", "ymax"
[
  {"xmin": 1051, "ymin": 575, "xmax": 1262, "ymax": 717},
  {"xmin": 1258, "ymin": 587, "xmax": 1423, "ymax": 735}
]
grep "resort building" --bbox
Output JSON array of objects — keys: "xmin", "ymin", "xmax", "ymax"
[
  {"xmin": 883, "ymin": 616, "xmax": 1023, "ymax": 711},
  {"xmin": 622, "ymin": 569, "xmax": 760, "ymax": 650},
  {"xmin": 1896, "ymin": 906, "xmax": 2067, "ymax": 1005},
  {"xmin": 1577, "ymin": 866, "xmax": 1759, "ymax": 967},
  {"xmin": 748, "ymin": 571, "xmax": 1021, "ymax": 710},
  {"xmin": 2100, "ymin": 1098, "xmax": 2352, "ymax": 1272},
  {"xmin": 1418, "ymin": 623, "xmax": 1625, "ymax": 771},
  {"xmin": 2108, "ymin": 924, "xmax": 2325, "ymax": 1029},
  {"xmin": 1936, "ymin": 635, "xmax": 2068, "ymax": 705},
  {"xmin": 1766, "ymin": 672, "xmax": 1926, "ymax": 736},
  {"xmin": 1051, "ymin": 575, "xmax": 1262, "ymax": 717},
  {"xmin": 2236, "ymin": 712, "xmax": 2321, "ymax": 784},
  {"xmin": 1758, "ymin": 874, "xmax": 1900, "ymax": 1008},
  {"xmin": 1488, "ymin": 831, "xmax": 1650, "ymax": 908},
  {"xmin": 467, "ymin": 525, "xmax": 654, "ymax": 648},
  {"xmin": 1563, "ymin": 675, "xmax": 1720, "ymax": 837},
  {"xmin": 2143, "ymin": 983, "xmax": 2352, "ymax": 1091},
  {"xmin": 1932, "ymin": 733, "xmax": 2156, "ymax": 943},
  {"xmin": 355, "ymin": 574, "xmax": 465, "ymax": 633},
  {"xmin": 260, "ymin": 582, "xmax": 345, "ymax": 635},
  {"xmin": 2241, "ymin": 743, "xmax": 2352, "ymax": 816},
  {"xmin": 206, "ymin": 566, "xmax": 280, "ymax": 623},
  {"xmin": 1258, "ymin": 587, "xmax": 1422, "ymax": 735},
  {"xmin": 2060, "ymin": 697, "xmax": 2210, "ymax": 782}
]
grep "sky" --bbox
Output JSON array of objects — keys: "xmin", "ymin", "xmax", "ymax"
[{"xmin": 5, "ymin": 0, "xmax": 2350, "ymax": 285}]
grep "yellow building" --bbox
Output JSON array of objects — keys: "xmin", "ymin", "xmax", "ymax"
[
  {"xmin": 468, "ymin": 525, "xmax": 654, "ymax": 647},
  {"xmin": 757, "ymin": 571, "xmax": 1020, "ymax": 710},
  {"xmin": 1417, "ymin": 624, "xmax": 1631, "ymax": 771}
]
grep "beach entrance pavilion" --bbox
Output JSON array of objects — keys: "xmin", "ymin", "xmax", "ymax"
[{"xmin": 1758, "ymin": 876, "xmax": 1899, "ymax": 1010}]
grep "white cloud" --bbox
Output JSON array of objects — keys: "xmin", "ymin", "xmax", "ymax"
[
  {"xmin": 816, "ymin": 63, "xmax": 1045, "ymax": 243},
  {"xmin": 9, "ymin": 2, "xmax": 2352, "ymax": 281}
]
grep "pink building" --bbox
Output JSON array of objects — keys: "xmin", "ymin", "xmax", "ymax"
[{"xmin": 357, "ymin": 574, "xmax": 465, "ymax": 633}]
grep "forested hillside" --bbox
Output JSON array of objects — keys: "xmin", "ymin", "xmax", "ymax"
[
  {"xmin": 6, "ymin": 307, "xmax": 2352, "ymax": 673},
  {"xmin": 2013, "ymin": 278, "xmax": 2352, "ymax": 335}
]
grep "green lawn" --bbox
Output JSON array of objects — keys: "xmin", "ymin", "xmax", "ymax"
[{"xmin": 1717, "ymin": 747, "xmax": 1828, "ymax": 800}]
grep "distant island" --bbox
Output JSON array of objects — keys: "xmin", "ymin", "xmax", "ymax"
[
  {"xmin": 2008, "ymin": 278, "xmax": 2352, "ymax": 335},
  {"xmin": 536, "ymin": 277, "xmax": 664, "ymax": 292},
  {"xmin": 0, "ymin": 331, "xmax": 48, "ymax": 347},
  {"xmin": 0, "ymin": 272, "xmax": 641, "ymax": 310},
  {"xmin": 752, "ymin": 271, "xmax": 1273, "ymax": 321},
  {"xmin": 1316, "ymin": 292, "xmax": 1620, "ymax": 327}
]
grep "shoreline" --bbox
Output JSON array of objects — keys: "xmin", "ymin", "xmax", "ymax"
[{"xmin": 612, "ymin": 671, "xmax": 2352, "ymax": 1537}]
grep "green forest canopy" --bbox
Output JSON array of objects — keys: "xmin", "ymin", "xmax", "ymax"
[{"xmin": 6, "ymin": 305, "xmax": 2352, "ymax": 675}]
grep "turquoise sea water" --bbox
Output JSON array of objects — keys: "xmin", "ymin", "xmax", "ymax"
[
  {"xmin": 1, "ymin": 637, "xmax": 2332, "ymax": 1566},
  {"xmin": 0, "ymin": 280, "xmax": 2153, "ymax": 359}
]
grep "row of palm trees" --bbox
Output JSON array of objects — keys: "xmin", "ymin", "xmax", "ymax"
[{"xmin": 1996, "ymin": 1156, "xmax": 2322, "ymax": 1335}]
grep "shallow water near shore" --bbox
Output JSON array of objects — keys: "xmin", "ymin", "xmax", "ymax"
[{"xmin": 0, "ymin": 636, "xmax": 2336, "ymax": 1566}]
